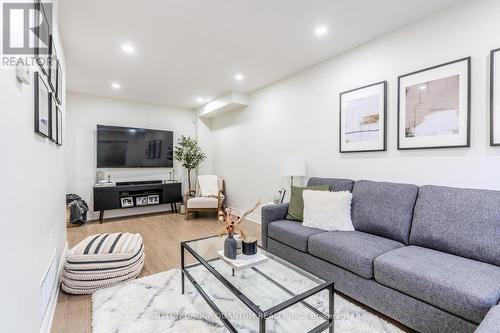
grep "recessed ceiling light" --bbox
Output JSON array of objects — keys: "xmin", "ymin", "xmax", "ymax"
[
  {"xmin": 315, "ymin": 26, "xmax": 328, "ymax": 36},
  {"xmin": 121, "ymin": 43, "xmax": 135, "ymax": 54},
  {"xmin": 196, "ymin": 97, "xmax": 205, "ymax": 103},
  {"xmin": 111, "ymin": 82, "xmax": 121, "ymax": 89},
  {"xmin": 234, "ymin": 73, "xmax": 244, "ymax": 81}
]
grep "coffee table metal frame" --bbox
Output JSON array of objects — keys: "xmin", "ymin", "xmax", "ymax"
[{"xmin": 181, "ymin": 235, "xmax": 334, "ymax": 333}]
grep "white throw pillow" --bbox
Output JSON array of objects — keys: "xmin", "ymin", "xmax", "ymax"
[{"xmin": 302, "ymin": 190, "xmax": 354, "ymax": 231}]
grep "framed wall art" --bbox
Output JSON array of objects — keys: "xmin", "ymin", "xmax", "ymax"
[
  {"xmin": 34, "ymin": 72, "xmax": 50, "ymax": 138},
  {"xmin": 49, "ymin": 94, "xmax": 57, "ymax": 141},
  {"xmin": 491, "ymin": 48, "xmax": 500, "ymax": 146},
  {"xmin": 56, "ymin": 106, "xmax": 63, "ymax": 146},
  {"xmin": 398, "ymin": 57, "xmax": 470, "ymax": 150},
  {"xmin": 56, "ymin": 59, "xmax": 63, "ymax": 104},
  {"xmin": 339, "ymin": 81, "xmax": 387, "ymax": 152},
  {"xmin": 34, "ymin": 0, "xmax": 52, "ymax": 75},
  {"xmin": 48, "ymin": 35, "xmax": 57, "ymax": 92}
]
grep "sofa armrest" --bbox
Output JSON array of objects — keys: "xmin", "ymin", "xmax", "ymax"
[
  {"xmin": 261, "ymin": 203, "xmax": 289, "ymax": 249},
  {"xmin": 475, "ymin": 305, "xmax": 500, "ymax": 333}
]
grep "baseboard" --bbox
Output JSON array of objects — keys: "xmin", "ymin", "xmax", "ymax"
[
  {"xmin": 40, "ymin": 241, "xmax": 69, "ymax": 333},
  {"xmin": 228, "ymin": 206, "xmax": 261, "ymax": 224}
]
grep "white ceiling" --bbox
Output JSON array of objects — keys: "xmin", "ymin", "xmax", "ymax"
[{"xmin": 60, "ymin": 0, "xmax": 460, "ymax": 109}]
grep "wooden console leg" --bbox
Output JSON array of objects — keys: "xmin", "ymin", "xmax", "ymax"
[{"xmin": 99, "ymin": 211, "xmax": 104, "ymax": 224}]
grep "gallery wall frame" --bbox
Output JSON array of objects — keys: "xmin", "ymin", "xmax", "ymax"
[
  {"xmin": 48, "ymin": 35, "xmax": 57, "ymax": 92},
  {"xmin": 56, "ymin": 106, "xmax": 63, "ymax": 146},
  {"xmin": 56, "ymin": 59, "xmax": 63, "ymax": 105},
  {"xmin": 49, "ymin": 94, "xmax": 57, "ymax": 142},
  {"xmin": 34, "ymin": 0, "xmax": 51, "ymax": 76},
  {"xmin": 397, "ymin": 57, "xmax": 471, "ymax": 150},
  {"xmin": 339, "ymin": 81, "xmax": 387, "ymax": 153},
  {"xmin": 34, "ymin": 71, "xmax": 51, "ymax": 138},
  {"xmin": 490, "ymin": 48, "xmax": 500, "ymax": 146}
]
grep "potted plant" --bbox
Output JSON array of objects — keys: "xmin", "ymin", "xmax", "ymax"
[{"xmin": 174, "ymin": 135, "xmax": 206, "ymax": 194}]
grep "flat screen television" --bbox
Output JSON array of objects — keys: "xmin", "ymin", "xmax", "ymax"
[{"xmin": 96, "ymin": 125, "xmax": 173, "ymax": 168}]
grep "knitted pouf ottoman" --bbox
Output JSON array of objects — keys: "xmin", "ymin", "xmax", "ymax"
[{"xmin": 62, "ymin": 233, "xmax": 144, "ymax": 295}]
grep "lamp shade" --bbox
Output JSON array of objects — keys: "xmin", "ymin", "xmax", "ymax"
[{"xmin": 280, "ymin": 155, "xmax": 306, "ymax": 177}]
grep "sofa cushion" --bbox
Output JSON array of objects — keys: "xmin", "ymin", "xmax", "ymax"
[
  {"xmin": 351, "ymin": 180, "xmax": 418, "ymax": 245},
  {"xmin": 374, "ymin": 246, "xmax": 500, "ymax": 323},
  {"xmin": 267, "ymin": 220, "xmax": 325, "ymax": 252},
  {"xmin": 475, "ymin": 305, "xmax": 500, "ymax": 333},
  {"xmin": 308, "ymin": 231, "xmax": 404, "ymax": 279},
  {"xmin": 410, "ymin": 185, "xmax": 500, "ymax": 266},
  {"xmin": 307, "ymin": 177, "xmax": 355, "ymax": 192},
  {"xmin": 286, "ymin": 185, "xmax": 329, "ymax": 221}
]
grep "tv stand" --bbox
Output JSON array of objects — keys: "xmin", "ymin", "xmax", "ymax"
[{"xmin": 93, "ymin": 181, "xmax": 182, "ymax": 223}]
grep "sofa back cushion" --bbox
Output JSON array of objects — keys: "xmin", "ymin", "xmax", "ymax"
[
  {"xmin": 307, "ymin": 177, "xmax": 354, "ymax": 192},
  {"xmin": 410, "ymin": 185, "xmax": 500, "ymax": 266},
  {"xmin": 352, "ymin": 180, "xmax": 419, "ymax": 245}
]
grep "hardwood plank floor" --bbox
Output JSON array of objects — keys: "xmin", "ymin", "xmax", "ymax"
[
  {"xmin": 51, "ymin": 212, "xmax": 261, "ymax": 333},
  {"xmin": 52, "ymin": 212, "xmax": 410, "ymax": 333}
]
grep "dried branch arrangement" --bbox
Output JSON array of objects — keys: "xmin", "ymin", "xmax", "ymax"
[{"xmin": 218, "ymin": 200, "xmax": 261, "ymax": 240}]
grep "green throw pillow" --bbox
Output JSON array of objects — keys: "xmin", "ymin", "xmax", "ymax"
[{"xmin": 286, "ymin": 185, "xmax": 330, "ymax": 221}]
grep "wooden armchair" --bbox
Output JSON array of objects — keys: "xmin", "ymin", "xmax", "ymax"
[{"xmin": 186, "ymin": 176, "xmax": 225, "ymax": 219}]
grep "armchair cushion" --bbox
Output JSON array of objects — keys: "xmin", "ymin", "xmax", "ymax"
[{"xmin": 187, "ymin": 197, "xmax": 218, "ymax": 209}]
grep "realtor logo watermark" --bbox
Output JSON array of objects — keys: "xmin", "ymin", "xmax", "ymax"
[{"xmin": 2, "ymin": 1, "xmax": 52, "ymax": 66}]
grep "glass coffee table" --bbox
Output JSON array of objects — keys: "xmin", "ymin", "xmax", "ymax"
[{"xmin": 181, "ymin": 235, "xmax": 334, "ymax": 333}]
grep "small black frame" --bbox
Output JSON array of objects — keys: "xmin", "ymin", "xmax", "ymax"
[
  {"xmin": 48, "ymin": 35, "xmax": 57, "ymax": 92},
  {"xmin": 397, "ymin": 57, "xmax": 471, "ymax": 150},
  {"xmin": 34, "ymin": 0, "xmax": 51, "ymax": 76},
  {"xmin": 34, "ymin": 72, "xmax": 50, "ymax": 138},
  {"xmin": 490, "ymin": 48, "xmax": 500, "ymax": 146},
  {"xmin": 339, "ymin": 81, "xmax": 387, "ymax": 153},
  {"xmin": 56, "ymin": 59, "xmax": 63, "ymax": 104},
  {"xmin": 49, "ymin": 94, "xmax": 57, "ymax": 142},
  {"xmin": 56, "ymin": 106, "xmax": 63, "ymax": 146}
]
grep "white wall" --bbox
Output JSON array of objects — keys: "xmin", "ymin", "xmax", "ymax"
[
  {"xmin": 210, "ymin": 0, "xmax": 500, "ymax": 221},
  {"xmin": 0, "ymin": 0, "xmax": 67, "ymax": 331},
  {"xmin": 65, "ymin": 93, "xmax": 198, "ymax": 219}
]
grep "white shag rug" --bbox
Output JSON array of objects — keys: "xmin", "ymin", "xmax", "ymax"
[{"xmin": 93, "ymin": 268, "xmax": 404, "ymax": 333}]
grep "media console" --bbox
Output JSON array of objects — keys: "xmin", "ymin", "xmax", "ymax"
[{"xmin": 93, "ymin": 180, "xmax": 183, "ymax": 223}]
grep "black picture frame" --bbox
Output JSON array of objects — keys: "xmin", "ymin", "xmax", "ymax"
[
  {"xmin": 490, "ymin": 48, "xmax": 500, "ymax": 146},
  {"xmin": 49, "ymin": 94, "xmax": 57, "ymax": 142},
  {"xmin": 34, "ymin": 72, "xmax": 50, "ymax": 138},
  {"xmin": 397, "ymin": 57, "xmax": 471, "ymax": 150},
  {"xmin": 48, "ymin": 35, "xmax": 57, "ymax": 92},
  {"xmin": 34, "ymin": 0, "xmax": 51, "ymax": 76},
  {"xmin": 56, "ymin": 59, "xmax": 63, "ymax": 104},
  {"xmin": 56, "ymin": 107, "xmax": 63, "ymax": 146},
  {"xmin": 339, "ymin": 81, "xmax": 387, "ymax": 153}
]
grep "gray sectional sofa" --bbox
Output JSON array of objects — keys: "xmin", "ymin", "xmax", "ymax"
[{"xmin": 261, "ymin": 178, "xmax": 500, "ymax": 333}]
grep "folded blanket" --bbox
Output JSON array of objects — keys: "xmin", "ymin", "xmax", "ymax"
[{"xmin": 198, "ymin": 175, "xmax": 219, "ymax": 197}]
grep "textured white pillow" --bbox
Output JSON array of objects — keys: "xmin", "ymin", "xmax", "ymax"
[{"xmin": 302, "ymin": 190, "xmax": 354, "ymax": 231}]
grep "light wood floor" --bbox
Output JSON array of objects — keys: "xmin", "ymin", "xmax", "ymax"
[
  {"xmin": 52, "ymin": 212, "xmax": 410, "ymax": 333},
  {"xmin": 51, "ymin": 212, "xmax": 261, "ymax": 333}
]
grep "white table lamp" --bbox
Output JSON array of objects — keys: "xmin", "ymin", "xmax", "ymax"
[{"xmin": 280, "ymin": 155, "xmax": 306, "ymax": 186}]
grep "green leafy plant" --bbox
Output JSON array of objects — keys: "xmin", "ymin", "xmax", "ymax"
[{"xmin": 174, "ymin": 135, "xmax": 206, "ymax": 192}]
